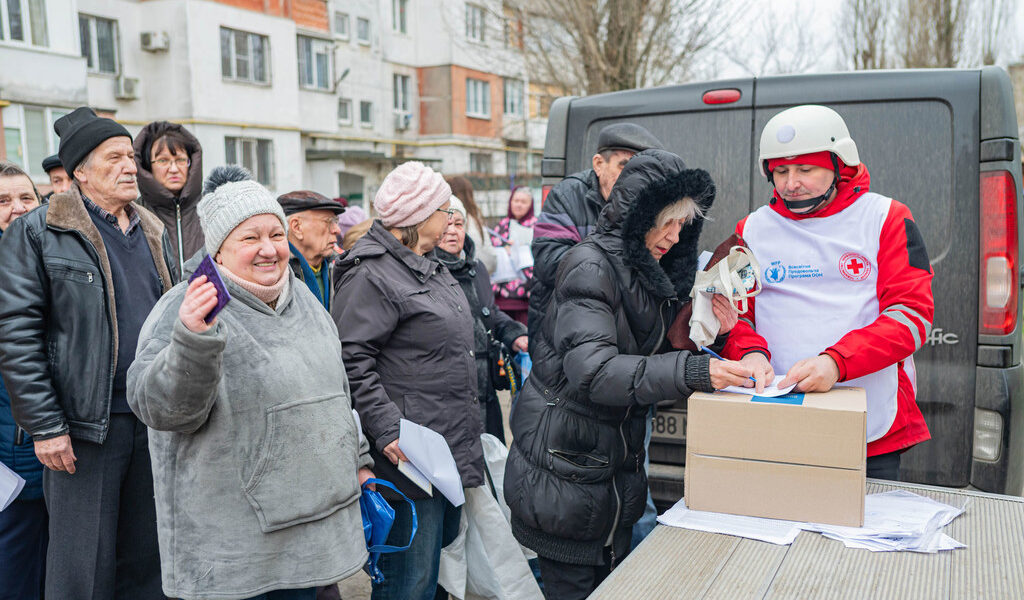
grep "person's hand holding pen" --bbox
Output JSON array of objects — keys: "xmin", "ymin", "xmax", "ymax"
[{"xmin": 700, "ymin": 346, "xmax": 757, "ymax": 391}]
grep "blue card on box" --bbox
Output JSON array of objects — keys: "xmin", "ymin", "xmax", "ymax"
[{"xmin": 188, "ymin": 254, "xmax": 231, "ymax": 324}]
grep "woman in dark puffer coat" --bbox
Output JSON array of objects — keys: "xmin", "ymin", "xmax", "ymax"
[{"xmin": 503, "ymin": 149, "xmax": 753, "ymax": 600}]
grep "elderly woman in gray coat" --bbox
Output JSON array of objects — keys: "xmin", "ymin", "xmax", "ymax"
[
  {"xmin": 128, "ymin": 178, "xmax": 373, "ymax": 600},
  {"xmin": 331, "ymin": 162, "xmax": 483, "ymax": 600}
]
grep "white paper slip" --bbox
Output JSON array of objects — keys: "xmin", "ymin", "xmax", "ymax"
[
  {"xmin": 657, "ymin": 498, "xmax": 802, "ymax": 545},
  {"xmin": 720, "ymin": 375, "xmax": 797, "ymax": 398},
  {"xmin": 1, "ymin": 461, "xmax": 26, "ymax": 511},
  {"xmin": 398, "ymin": 419, "xmax": 465, "ymax": 507},
  {"xmin": 397, "ymin": 460, "xmax": 433, "ymax": 496},
  {"xmin": 697, "ymin": 250, "xmax": 713, "ymax": 271}
]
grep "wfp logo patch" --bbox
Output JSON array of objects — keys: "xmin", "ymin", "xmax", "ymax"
[
  {"xmin": 839, "ymin": 252, "xmax": 872, "ymax": 282},
  {"xmin": 764, "ymin": 261, "xmax": 786, "ymax": 284}
]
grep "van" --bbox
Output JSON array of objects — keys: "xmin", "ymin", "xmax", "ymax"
[{"xmin": 538, "ymin": 67, "xmax": 1024, "ymax": 500}]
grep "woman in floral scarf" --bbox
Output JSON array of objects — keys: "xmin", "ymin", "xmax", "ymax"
[{"xmin": 492, "ymin": 186, "xmax": 536, "ymax": 325}]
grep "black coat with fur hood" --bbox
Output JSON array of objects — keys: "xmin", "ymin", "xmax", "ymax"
[{"xmin": 504, "ymin": 149, "xmax": 716, "ymax": 566}]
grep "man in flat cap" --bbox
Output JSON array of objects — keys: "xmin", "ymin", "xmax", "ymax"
[
  {"xmin": 0, "ymin": 106, "xmax": 175, "ymax": 599},
  {"xmin": 529, "ymin": 123, "xmax": 663, "ymax": 336},
  {"xmin": 278, "ymin": 190, "xmax": 345, "ymax": 311},
  {"xmin": 42, "ymin": 154, "xmax": 70, "ymax": 199}
]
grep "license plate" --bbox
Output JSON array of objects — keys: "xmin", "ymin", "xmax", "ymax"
[{"xmin": 651, "ymin": 409, "xmax": 686, "ymax": 444}]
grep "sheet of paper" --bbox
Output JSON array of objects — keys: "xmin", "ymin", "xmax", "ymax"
[
  {"xmin": 697, "ymin": 250, "xmax": 713, "ymax": 271},
  {"xmin": 720, "ymin": 375, "xmax": 797, "ymax": 398},
  {"xmin": 398, "ymin": 419, "xmax": 465, "ymax": 507},
  {"xmin": 507, "ymin": 220, "xmax": 534, "ymax": 247},
  {"xmin": 513, "ymin": 245, "xmax": 534, "ymax": 270},
  {"xmin": 0, "ymin": 461, "xmax": 26, "ymax": 511},
  {"xmin": 397, "ymin": 460, "xmax": 433, "ymax": 496},
  {"xmin": 657, "ymin": 498, "xmax": 802, "ymax": 545}
]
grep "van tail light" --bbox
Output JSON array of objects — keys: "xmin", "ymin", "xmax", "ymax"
[
  {"xmin": 702, "ymin": 89, "xmax": 741, "ymax": 104},
  {"xmin": 979, "ymin": 170, "xmax": 1019, "ymax": 335},
  {"xmin": 542, "ymin": 184, "xmax": 552, "ymax": 208}
]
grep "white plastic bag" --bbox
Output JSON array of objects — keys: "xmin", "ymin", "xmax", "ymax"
[
  {"xmin": 688, "ymin": 246, "xmax": 762, "ymax": 348},
  {"xmin": 438, "ymin": 435, "xmax": 541, "ymax": 600}
]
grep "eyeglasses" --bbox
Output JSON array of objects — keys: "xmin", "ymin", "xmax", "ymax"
[
  {"xmin": 304, "ymin": 215, "xmax": 340, "ymax": 227},
  {"xmin": 152, "ymin": 157, "xmax": 190, "ymax": 169},
  {"xmin": 436, "ymin": 207, "xmax": 457, "ymax": 219}
]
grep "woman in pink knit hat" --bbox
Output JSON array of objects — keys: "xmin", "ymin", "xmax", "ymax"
[{"xmin": 330, "ymin": 162, "xmax": 484, "ymax": 600}]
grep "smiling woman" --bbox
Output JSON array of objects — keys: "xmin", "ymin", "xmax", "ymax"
[{"xmin": 127, "ymin": 178, "xmax": 374, "ymax": 600}]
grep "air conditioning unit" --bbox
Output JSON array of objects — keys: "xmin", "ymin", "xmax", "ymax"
[
  {"xmin": 139, "ymin": 31, "xmax": 170, "ymax": 52},
  {"xmin": 393, "ymin": 112, "xmax": 412, "ymax": 132},
  {"xmin": 115, "ymin": 76, "xmax": 140, "ymax": 101}
]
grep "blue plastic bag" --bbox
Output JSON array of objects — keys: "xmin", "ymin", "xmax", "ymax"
[{"xmin": 360, "ymin": 478, "xmax": 417, "ymax": 584}]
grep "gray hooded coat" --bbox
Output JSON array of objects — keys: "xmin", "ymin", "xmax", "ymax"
[{"xmin": 128, "ymin": 261, "xmax": 371, "ymax": 600}]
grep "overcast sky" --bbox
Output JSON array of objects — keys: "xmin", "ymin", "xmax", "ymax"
[{"xmin": 713, "ymin": 0, "xmax": 1024, "ymax": 79}]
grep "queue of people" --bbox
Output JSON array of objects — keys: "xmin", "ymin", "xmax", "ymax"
[{"xmin": 0, "ymin": 103, "xmax": 933, "ymax": 600}]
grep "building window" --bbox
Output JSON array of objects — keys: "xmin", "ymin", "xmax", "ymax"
[
  {"xmin": 392, "ymin": 0, "xmax": 407, "ymax": 33},
  {"xmin": 392, "ymin": 74, "xmax": 410, "ymax": 113},
  {"xmin": 298, "ymin": 35, "xmax": 332, "ymax": 91},
  {"xmin": 334, "ymin": 11, "xmax": 349, "ymax": 39},
  {"xmin": 469, "ymin": 152, "xmax": 492, "ymax": 174},
  {"xmin": 338, "ymin": 98, "xmax": 352, "ymax": 124},
  {"xmin": 2, "ymin": 104, "xmax": 68, "ymax": 178},
  {"xmin": 225, "ymin": 136, "xmax": 274, "ymax": 187},
  {"xmin": 1, "ymin": 0, "xmax": 48, "ymax": 46},
  {"xmin": 359, "ymin": 101, "xmax": 373, "ymax": 127},
  {"xmin": 506, "ymin": 150, "xmax": 524, "ymax": 175},
  {"xmin": 503, "ymin": 78, "xmax": 523, "ymax": 117},
  {"xmin": 220, "ymin": 27, "xmax": 270, "ymax": 84},
  {"xmin": 79, "ymin": 14, "xmax": 118, "ymax": 74},
  {"xmin": 465, "ymin": 3, "xmax": 484, "ymax": 42},
  {"xmin": 466, "ymin": 78, "xmax": 490, "ymax": 119},
  {"xmin": 356, "ymin": 17, "xmax": 370, "ymax": 45}
]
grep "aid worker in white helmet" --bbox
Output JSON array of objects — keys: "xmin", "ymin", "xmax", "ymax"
[{"xmin": 720, "ymin": 105, "xmax": 934, "ymax": 480}]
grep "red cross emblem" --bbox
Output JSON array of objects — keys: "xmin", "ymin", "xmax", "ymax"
[{"xmin": 839, "ymin": 252, "xmax": 871, "ymax": 281}]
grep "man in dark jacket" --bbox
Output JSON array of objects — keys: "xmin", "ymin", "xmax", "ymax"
[
  {"xmin": 505, "ymin": 150, "xmax": 752, "ymax": 600},
  {"xmin": 434, "ymin": 196, "xmax": 527, "ymax": 443},
  {"xmin": 528, "ymin": 123, "xmax": 663, "ymax": 339},
  {"xmin": 0, "ymin": 107, "xmax": 176, "ymax": 600},
  {"xmin": 134, "ymin": 120, "xmax": 205, "ymax": 274},
  {"xmin": 278, "ymin": 190, "xmax": 345, "ymax": 311}
]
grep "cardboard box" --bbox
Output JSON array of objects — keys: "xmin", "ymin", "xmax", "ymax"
[{"xmin": 684, "ymin": 387, "xmax": 867, "ymax": 527}]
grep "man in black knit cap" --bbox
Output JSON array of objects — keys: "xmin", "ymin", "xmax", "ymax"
[{"xmin": 0, "ymin": 107, "xmax": 176, "ymax": 599}]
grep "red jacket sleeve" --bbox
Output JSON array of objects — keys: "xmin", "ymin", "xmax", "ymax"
[
  {"xmin": 823, "ymin": 200, "xmax": 934, "ymax": 380},
  {"xmin": 722, "ymin": 216, "xmax": 771, "ymax": 361}
]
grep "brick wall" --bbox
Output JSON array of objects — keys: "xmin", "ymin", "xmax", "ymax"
[
  {"xmin": 451, "ymin": 65, "xmax": 501, "ymax": 138},
  {"xmin": 202, "ymin": 0, "xmax": 326, "ymax": 30}
]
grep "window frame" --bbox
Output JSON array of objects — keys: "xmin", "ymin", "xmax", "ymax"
[
  {"xmin": 356, "ymin": 17, "xmax": 371, "ymax": 45},
  {"xmin": 78, "ymin": 13, "xmax": 119, "ymax": 75},
  {"xmin": 1, "ymin": 0, "xmax": 47, "ymax": 46},
  {"xmin": 220, "ymin": 26, "xmax": 271, "ymax": 85},
  {"xmin": 466, "ymin": 77, "xmax": 491, "ymax": 119},
  {"xmin": 224, "ymin": 135, "xmax": 275, "ymax": 187},
  {"xmin": 2, "ymin": 104, "xmax": 69, "ymax": 179},
  {"xmin": 392, "ymin": 73, "xmax": 410, "ymax": 114},
  {"xmin": 503, "ymin": 77, "xmax": 523, "ymax": 117},
  {"xmin": 297, "ymin": 34, "xmax": 333, "ymax": 91},
  {"xmin": 469, "ymin": 151, "xmax": 492, "ymax": 174},
  {"xmin": 391, "ymin": 0, "xmax": 408, "ymax": 34},
  {"xmin": 465, "ymin": 3, "xmax": 485, "ymax": 42},
  {"xmin": 338, "ymin": 98, "xmax": 353, "ymax": 125},
  {"xmin": 334, "ymin": 11, "xmax": 349, "ymax": 40},
  {"xmin": 359, "ymin": 100, "xmax": 374, "ymax": 128}
]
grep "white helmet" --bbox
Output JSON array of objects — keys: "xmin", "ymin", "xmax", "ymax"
[{"xmin": 758, "ymin": 105, "xmax": 860, "ymax": 179}]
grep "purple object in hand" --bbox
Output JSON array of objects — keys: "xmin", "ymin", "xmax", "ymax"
[{"xmin": 188, "ymin": 254, "xmax": 232, "ymax": 324}]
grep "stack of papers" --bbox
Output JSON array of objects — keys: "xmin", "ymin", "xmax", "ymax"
[
  {"xmin": 657, "ymin": 500, "xmax": 803, "ymax": 545},
  {"xmin": 658, "ymin": 490, "xmax": 966, "ymax": 553},
  {"xmin": 803, "ymin": 490, "xmax": 966, "ymax": 552}
]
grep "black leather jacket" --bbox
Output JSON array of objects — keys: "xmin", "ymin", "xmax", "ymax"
[
  {"xmin": 0, "ymin": 184, "xmax": 176, "ymax": 444},
  {"xmin": 505, "ymin": 150, "xmax": 717, "ymax": 566}
]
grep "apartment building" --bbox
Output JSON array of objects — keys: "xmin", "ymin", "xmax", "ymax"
[{"xmin": 0, "ymin": 0, "xmax": 550, "ymax": 214}]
